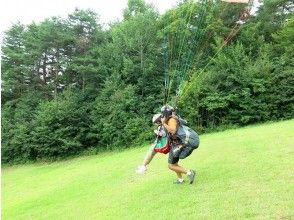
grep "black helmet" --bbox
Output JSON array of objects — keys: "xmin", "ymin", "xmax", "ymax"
[{"xmin": 161, "ymin": 105, "xmax": 174, "ymax": 118}]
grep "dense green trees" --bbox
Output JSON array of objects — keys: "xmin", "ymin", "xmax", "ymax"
[
  {"xmin": 179, "ymin": 2, "xmax": 294, "ymax": 131},
  {"xmin": 2, "ymin": 0, "xmax": 293, "ymax": 163}
]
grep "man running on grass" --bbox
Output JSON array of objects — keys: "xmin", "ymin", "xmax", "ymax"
[{"xmin": 137, "ymin": 105, "xmax": 199, "ymax": 184}]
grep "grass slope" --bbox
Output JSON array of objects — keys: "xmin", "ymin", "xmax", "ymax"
[{"xmin": 2, "ymin": 120, "xmax": 294, "ymax": 220}]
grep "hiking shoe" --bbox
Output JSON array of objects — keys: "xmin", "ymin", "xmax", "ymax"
[
  {"xmin": 136, "ymin": 165, "xmax": 146, "ymax": 174},
  {"xmin": 187, "ymin": 170, "xmax": 196, "ymax": 184},
  {"xmin": 173, "ymin": 179, "xmax": 185, "ymax": 184}
]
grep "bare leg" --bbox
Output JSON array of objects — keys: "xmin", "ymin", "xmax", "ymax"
[
  {"xmin": 143, "ymin": 144, "xmax": 157, "ymax": 166},
  {"xmin": 168, "ymin": 163, "xmax": 187, "ymax": 175},
  {"xmin": 136, "ymin": 144, "xmax": 157, "ymax": 174},
  {"xmin": 176, "ymin": 171, "xmax": 182, "ymax": 178}
]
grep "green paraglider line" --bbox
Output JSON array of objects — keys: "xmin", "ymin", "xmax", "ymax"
[
  {"xmin": 162, "ymin": 0, "xmax": 254, "ymax": 107},
  {"xmin": 163, "ymin": 0, "xmax": 211, "ymax": 105}
]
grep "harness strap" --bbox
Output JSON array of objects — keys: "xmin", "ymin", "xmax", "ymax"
[{"xmin": 183, "ymin": 127, "xmax": 191, "ymax": 145}]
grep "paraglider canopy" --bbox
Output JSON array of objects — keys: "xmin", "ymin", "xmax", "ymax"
[{"xmin": 221, "ymin": 0, "xmax": 249, "ymax": 3}]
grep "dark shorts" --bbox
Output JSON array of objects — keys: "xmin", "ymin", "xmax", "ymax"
[
  {"xmin": 168, "ymin": 145, "xmax": 198, "ymax": 164},
  {"xmin": 168, "ymin": 130, "xmax": 199, "ymax": 164}
]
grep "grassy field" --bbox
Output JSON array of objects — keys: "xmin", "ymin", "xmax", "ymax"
[{"xmin": 2, "ymin": 120, "xmax": 294, "ymax": 220}]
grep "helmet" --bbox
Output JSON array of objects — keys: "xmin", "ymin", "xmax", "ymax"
[
  {"xmin": 160, "ymin": 105, "xmax": 174, "ymax": 117},
  {"xmin": 152, "ymin": 113, "xmax": 162, "ymax": 124}
]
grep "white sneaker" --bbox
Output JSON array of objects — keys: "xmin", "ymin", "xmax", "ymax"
[{"xmin": 136, "ymin": 165, "xmax": 147, "ymax": 174}]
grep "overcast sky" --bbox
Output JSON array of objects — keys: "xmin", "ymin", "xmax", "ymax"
[
  {"xmin": 0, "ymin": 0, "xmax": 178, "ymax": 34},
  {"xmin": 0, "ymin": 0, "xmax": 261, "ymax": 42}
]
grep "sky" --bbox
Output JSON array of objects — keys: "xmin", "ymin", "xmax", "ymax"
[
  {"xmin": 0, "ymin": 0, "xmax": 260, "ymax": 42},
  {"xmin": 0, "ymin": 0, "xmax": 178, "ymax": 34}
]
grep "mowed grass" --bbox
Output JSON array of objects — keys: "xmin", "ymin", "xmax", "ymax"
[{"xmin": 2, "ymin": 120, "xmax": 294, "ymax": 220}]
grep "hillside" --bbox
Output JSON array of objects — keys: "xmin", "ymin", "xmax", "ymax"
[{"xmin": 2, "ymin": 120, "xmax": 294, "ymax": 219}]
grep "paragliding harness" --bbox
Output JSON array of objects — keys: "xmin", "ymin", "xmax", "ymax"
[
  {"xmin": 153, "ymin": 110, "xmax": 198, "ymax": 153},
  {"xmin": 168, "ymin": 115, "xmax": 199, "ymax": 150}
]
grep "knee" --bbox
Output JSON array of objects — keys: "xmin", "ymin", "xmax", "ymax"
[{"xmin": 168, "ymin": 163, "xmax": 175, "ymax": 170}]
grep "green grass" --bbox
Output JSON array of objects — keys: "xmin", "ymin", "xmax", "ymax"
[{"xmin": 2, "ymin": 120, "xmax": 294, "ymax": 220}]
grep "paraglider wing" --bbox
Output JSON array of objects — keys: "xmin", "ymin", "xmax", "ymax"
[{"xmin": 221, "ymin": 0, "xmax": 249, "ymax": 3}]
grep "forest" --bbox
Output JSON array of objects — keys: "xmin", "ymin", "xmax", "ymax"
[{"xmin": 1, "ymin": 0, "xmax": 293, "ymax": 163}]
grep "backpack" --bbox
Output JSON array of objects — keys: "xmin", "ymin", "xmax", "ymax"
[
  {"xmin": 153, "ymin": 126, "xmax": 171, "ymax": 154},
  {"xmin": 173, "ymin": 116, "xmax": 199, "ymax": 149}
]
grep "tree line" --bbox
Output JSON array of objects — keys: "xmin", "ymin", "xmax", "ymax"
[{"xmin": 1, "ymin": 0, "xmax": 293, "ymax": 163}]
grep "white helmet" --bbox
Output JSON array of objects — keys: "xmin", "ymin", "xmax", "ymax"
[
  {"xmin": 152, "ymin": 113, "xmax": 162, "ymax": 124},
  {"xmin": 160, "ymin": 105, "xmax": 174, "ymax": 113}
]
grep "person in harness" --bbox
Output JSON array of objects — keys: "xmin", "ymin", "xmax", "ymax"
[
  {"xmin": 160, "ymin": 105, "xmax": 199, "ymax": 184},
  {"xmin": 135, "ymin": 113, "xmax": 167, "ymax": 174},
  {"xmin": 136, "ymin": 105, "xmax": 199, "ymax": 184}
]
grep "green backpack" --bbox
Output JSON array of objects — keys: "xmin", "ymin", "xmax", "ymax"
[{"xmin": 154, "ymin": 126, "xmax": 170, "ymax": 154}]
